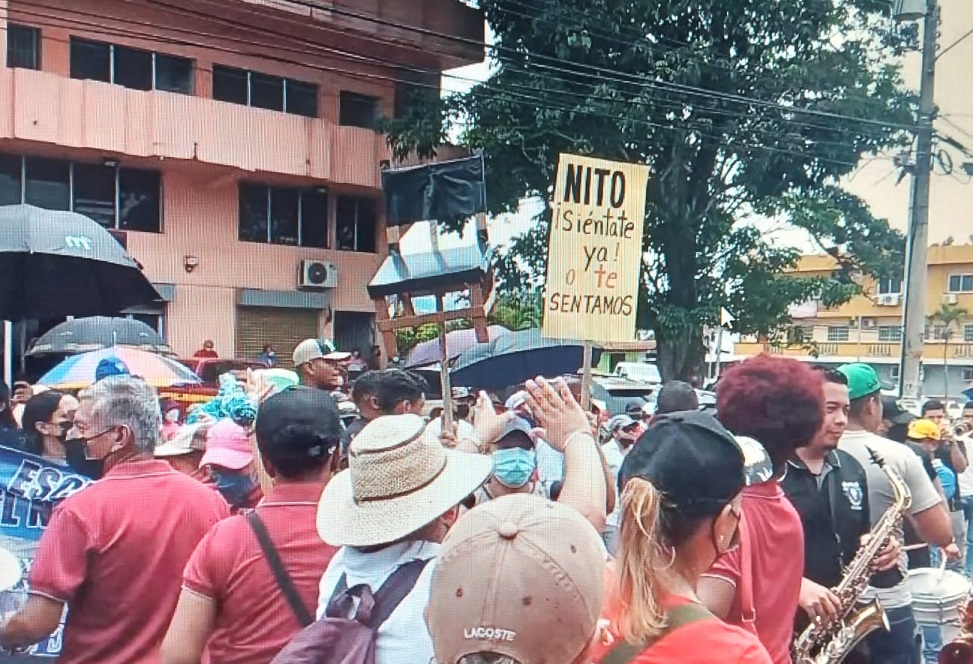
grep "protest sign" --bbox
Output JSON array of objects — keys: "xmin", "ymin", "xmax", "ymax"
[
  {"xmin": 0, "ymin": 446, "xmax": 92, "ymax": 659},
  {"xmin": 542, "ymin": 154, "xmax": 649, "ymax": 342}
]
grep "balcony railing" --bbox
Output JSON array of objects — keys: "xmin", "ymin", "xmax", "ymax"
[{"xmin": 0, "ymin": 68, "xmax": 390, "ymax": 187}]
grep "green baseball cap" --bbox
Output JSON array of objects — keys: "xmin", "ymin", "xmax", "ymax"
[{"xmin": 836, "ymin": 363, "xmax": 884, "ymax": 400}]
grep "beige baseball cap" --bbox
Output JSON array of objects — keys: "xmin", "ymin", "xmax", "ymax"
[{"xmin": 426, "ymin": 494, "xmax": 605, "ymax": 664}]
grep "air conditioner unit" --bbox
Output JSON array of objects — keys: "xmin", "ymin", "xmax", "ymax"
[
  {"xmin": 876, "ymin": 294, "xmax": 901, "ymax": 307},
  {"xmin": 944, "ymin": 293, "xmax": 959, "ymax": 305},
  {"xmin": 849, "ymin": 318, "xmax": 859, "ymax": 328},
  {"xmin": 299, "ymin": 260, "xmax": 337, "ymax": 289},
  {"xmin": 862, "ymin": 318, "xmax": 878, "ymax": 329}
]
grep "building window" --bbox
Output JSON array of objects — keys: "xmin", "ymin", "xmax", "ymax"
[
  {"xmin": 965, "ymin": 325, "xmax": 973, "ymax": 343},
  {"xmin": 212, "ymin": 66, "xmax": 317, "ymax": 117},
  {"xmin": 877, "ymin": 277, "xmax": 903, "ymax": 295},
  {"xmin": 827, "ymin": 326, "xmax": 849, "ymax": 342},
  {"xmin": 6, "ymin": 24, "xmax": 40, "ymax": 70},
  {"xmin": 335, "ymin": 195, "xmax": 377, "ymax": 253},
  {"xmin": 878, "ymin": 326, "xmax": 903, "ymax": 342},
  {"xmin": 948, "ymin": 274, "xmax": 973, "ymax": 293},
  {"xmin": 964, "ymin": 369, "xmax": 973, "ymax": 383},
  {"xmin": 70, "ymin": 38, "xmax": 193, "ymax": 94},
  {"xmin": 928, "ymin": 323, "xmax": 948, "ymax": 341},
  {"xmin": 0, "ymin": 152, "xmax": 162, "ymax": 232},
  {"xmin": 238, "ymin": 183, "xmax": 329, "ymax": 248},
  {"xmin": 127, "ymin": 313, "xmax": 164, "ymax": 336},
  {"xmin": 890, "ymin": 365, "xmax": 901, "ymax": 381},
  {"xmin": 339, "ymin": 91, "xmax": 378, "ymax": 128}
]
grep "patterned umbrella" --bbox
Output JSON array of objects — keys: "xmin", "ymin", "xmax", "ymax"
[
  {"xmin": 27, "ymin": 317, "xmax": 172, "ymax": 356},
  {"xmin": 38, "ymin": 348, "xmax": 200, "ymax": 390}
]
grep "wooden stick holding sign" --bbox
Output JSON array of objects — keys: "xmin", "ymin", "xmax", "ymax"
[
  {"xmin": 581, "ymin": 342, "xmax": 593, "ymax": 411},
  {"xmin": 428, "ymin": 222, "xmax": 454, "ymax": 434}
]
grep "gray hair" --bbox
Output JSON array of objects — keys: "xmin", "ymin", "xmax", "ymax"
[
  {"xmin": 457, "ymin": 655, "xmax": 521, "ymax": 664},
  {"xmin": 79, "ymin": 377, "xmax": 161, "ymax": 454}
]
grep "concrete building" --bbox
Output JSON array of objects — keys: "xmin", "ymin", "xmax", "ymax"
[
  {"xmin": 0, "ymin": 0, "xmax": 483, "ymax": 367},
  {"xmin": 734, "ymin": 245, "xmax": 973, "ymax": 399}
]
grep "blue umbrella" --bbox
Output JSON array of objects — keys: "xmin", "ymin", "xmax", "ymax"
[{"xmin": 450, "ymin": 329, "xmax": 602, "ymax": 389}]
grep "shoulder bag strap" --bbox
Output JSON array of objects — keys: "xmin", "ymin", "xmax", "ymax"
[
  {"xmin": 367, "ymin": 559, "xmax": 432, "ymax": 630},
  {"xmin": 246, "ymin": 511, "xmax": 314, "ymax": 627},
  {"xmin": 602, "ymin": 602, "xmax": 716, "ymax": 664},
  {"xmin": 737, "ymin": 509, "xmax": 757, "ymax": 634}
]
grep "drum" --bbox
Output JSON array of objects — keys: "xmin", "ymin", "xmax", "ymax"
[{"xmin": 909, "ymin": 568, "xmax": 972, "ymax": 643}]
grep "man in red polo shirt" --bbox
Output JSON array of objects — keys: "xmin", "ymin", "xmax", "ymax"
[
  {"xmin": 0, "ymin": 376, "xmax": 229, "ymax": 663},
  {"xmin": 162, "ymin": 387, "xmax": 343, "ymax": 664}
]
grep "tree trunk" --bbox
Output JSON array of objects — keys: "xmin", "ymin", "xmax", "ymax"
[{"xmin": 656, "ymin": 329, "xmax": 706, "ymax": 385}]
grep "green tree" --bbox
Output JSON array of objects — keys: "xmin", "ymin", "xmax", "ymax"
[
  {"xmin": 928, "ymin": 303, "xmax": 969, "ymax": 401},
  {"xmin": 387, "ymin": 0, "xmax": 911, "ymax": 380}
]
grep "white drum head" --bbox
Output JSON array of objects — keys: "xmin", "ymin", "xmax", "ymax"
[{"xmin": 0, "ymin": 547, "xmax": 22, "ymax": 592}]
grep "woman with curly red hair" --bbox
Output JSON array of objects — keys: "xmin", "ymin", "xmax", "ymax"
[{"xmin": 698, "ymin": 354, "xmax": 824, "ymax": 664}]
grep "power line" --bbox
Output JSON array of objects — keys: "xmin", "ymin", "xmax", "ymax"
[{"xmin": 6, "ymin": 1, "xmax": 902, "ymax": 155}]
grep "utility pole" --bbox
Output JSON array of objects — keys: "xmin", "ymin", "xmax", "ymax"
[{"xmin": 899, "ymin": 0, "xmax": 939, "ymax": 401}]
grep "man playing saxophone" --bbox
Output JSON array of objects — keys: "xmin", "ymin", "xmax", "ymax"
[
  {"xmin": 782, "ymin": 368, "xmax": 902, "ymax": 662},
  {"xmin": 837, "ymin": 364, "xmax": 960, "ymax": 664}
]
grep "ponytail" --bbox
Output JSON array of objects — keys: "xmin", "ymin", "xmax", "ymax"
[{"xmin": 616, "ymin": 477, "xmax": 670, "ymax": 644}]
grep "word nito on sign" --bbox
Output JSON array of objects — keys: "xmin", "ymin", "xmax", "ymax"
[{"xmin": 543, "ymin": 154, "xmax": 649, "ymax": 343}]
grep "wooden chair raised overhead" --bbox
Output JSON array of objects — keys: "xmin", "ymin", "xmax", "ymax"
[{"xmin": 369, "ymin": 154, "xmax": 494, "ymax": 363}]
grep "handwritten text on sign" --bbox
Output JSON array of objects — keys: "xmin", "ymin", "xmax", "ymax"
[{"xmin": 543, "ymin": 154, "xmax": 649, "ymax": 342}]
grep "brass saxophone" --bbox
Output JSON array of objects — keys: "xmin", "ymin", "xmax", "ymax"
[{"xmin": 792, "ymin": 448, "xmax": 912, "ymax": 664}]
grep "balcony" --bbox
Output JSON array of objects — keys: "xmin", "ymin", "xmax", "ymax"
[
  {"xmin": 0, "ymin": 68, "xmax": 390, "ymax": 187},
  {"xmin": 734, "ymin": 340, "xmax": 973, "ymax": 364}
]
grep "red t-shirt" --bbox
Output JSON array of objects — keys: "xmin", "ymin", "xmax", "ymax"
[
  {"xmin": 182, "ymin": 482, "xmax": 337, "ymax": 664},
  {"xmin": 593, "ymin": 567, "xmax": 772, "ymax": 664},
  {"xmin": 28, "ymin": 459, "xmax": 230, "ymax": 664},
  {"xmin": 703, "ymin": 480, "xmax": 804, "ymax": 664}
]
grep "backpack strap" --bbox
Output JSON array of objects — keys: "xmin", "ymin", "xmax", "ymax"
[
  {"xmin": 737, "ymin": 510, "xmax": 757, "ymax": 634},
  {"xmin": 602, "ymin": 602, "xmax": 715, "ymax": 664},
  {"xmin": 368, "ymin": 559, "xmax": 432, "ymax": 630},
  {"xmin": 246, "ymin": 511, "xmax": 314, "ymax": 627}
]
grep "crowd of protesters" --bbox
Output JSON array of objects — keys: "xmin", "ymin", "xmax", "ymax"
[{"xmin": 0, "ymin": 340, "xmax": 967, "ymax": 664}]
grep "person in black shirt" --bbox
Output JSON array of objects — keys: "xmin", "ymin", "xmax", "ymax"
[
  {"xmin": 0, "ymin": 381, "xmax": 20, "ymax": 449},
  {"xmin": 782, "ymin": 368, "xmax": 900, "ymax": 631}
]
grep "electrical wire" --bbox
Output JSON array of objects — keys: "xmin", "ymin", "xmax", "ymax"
[
  {"xmin": 2, "ymin": 3, "xmax": 903, "ymax": 164},
  {"xmin": 156, "ymin": 0, "xmax": 919, "ymax": 133}
]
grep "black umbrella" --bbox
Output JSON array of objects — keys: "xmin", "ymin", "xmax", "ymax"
[
  {"xmin": 0, "ymin": 205, "xmax": 160, "ymax": 320},
  {"xmin": 26, "ymin": 316, "xmax": 172, "ymax": 356},
  {"xmin": 450, "ymin": 328, "xmax": 603, "ymax": 389}
]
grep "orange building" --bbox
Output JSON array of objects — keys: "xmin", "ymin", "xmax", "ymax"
[
  {"xmin": 0, "ymin": 0, "xmax": 483, "ymax": 366},
  {"xmin": 734, "ymin": 244, "xmax": 973, "ymax": 399}
]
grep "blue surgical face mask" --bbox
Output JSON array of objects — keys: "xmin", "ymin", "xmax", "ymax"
[
  {"xmin": 209, "ymin": 467, "xmax": 257, "ymax": 508},
  {"xmin": 492, "ymin": 448, "xmax": 536, "ymax": 489}
]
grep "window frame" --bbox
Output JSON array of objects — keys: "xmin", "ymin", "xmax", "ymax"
[
  {"xmin": 69, "ymin": 37, "xmax": 194, "ymax": 95},
  {"xmin": 948, "ymin": 273, "xmax": 973, "ymax": 293},
  {"xmin": 890, "ymin": 365, "xmax": 901, "ymax": 381},
  {"xmin": 965, "ymin": 324, "xmax": 973, "ymax": 344},
  {"xmin": 878, "ymin": 326, "xmax": 903, "ymax": 342},
  {"xmin": 213, "ymin": 65, "xmax": 318, "ymax": 117},
  {"xmin": 335, "ymin": 194, "xmax": 378, "ymax": 253},
  {"xmin": 877, "ymin": 277, "xmax": 903, "ymax": 295},
  {"xmin": 0, "ymin": 151, "xmax": 162, "ymax": 232},
  {"xmin": 964, "ymin": 368, "xmax": 973, "ymax": 383},
  {"xmin": 827, "ymin": 326, "xmax": 850, "ymax": 343},
  {"xmin": 237, "ymin": 182, "xmax": 329, "ymax": 248},
  {"xmin": 6, "ymin": 24, "xmax": 41, "ymax": 70},
  {"xmin": 338, "ymin": 91, "xmax": 379, "ymax": 128}
]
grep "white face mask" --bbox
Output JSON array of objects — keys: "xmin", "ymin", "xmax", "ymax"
[{"xmin": 164, "ymin": 410, "xmax": 180, "ymax": 423}]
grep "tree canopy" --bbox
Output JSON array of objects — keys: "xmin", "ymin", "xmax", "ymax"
[{"xmin": 388, "ymin": 0, "xmax": 913, "ymax": 379}]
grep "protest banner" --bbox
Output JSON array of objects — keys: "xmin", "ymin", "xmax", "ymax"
[
  {"xmin": 542, "ymin": 154, "xmax": 649, "ymax": 343},
  {"xmin": 0, "ymin": 446, "xmax": 92, "ymax": 660}
]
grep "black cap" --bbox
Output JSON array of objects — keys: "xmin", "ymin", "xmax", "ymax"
[
  {"xmin": 655, "ymin": 381, "xmax": 700, "ymax": 415},
  {"xmin": 255, "ymin": 387, "xmax": 342, "ymax": 463},
  {"xmin": 881, "ymin": 395, "xmax": 914, "ymax": 426},
  {"xmin": 619, "ymin": 410, "xmax": 746, "ymax": 519}
]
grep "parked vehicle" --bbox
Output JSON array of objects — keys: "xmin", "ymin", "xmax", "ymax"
[{"xmin": 613, "ymin": 362, "xmax": 662, "ymax": 384}]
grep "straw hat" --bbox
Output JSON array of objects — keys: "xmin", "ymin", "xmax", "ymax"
[{"xmin": 317, "ymin": 414, "xmax": 492, "ymax": 548}]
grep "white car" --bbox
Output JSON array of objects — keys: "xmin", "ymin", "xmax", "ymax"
[{"xmin": 614, "ymin": 362, "xmax": 662, "ymax": 384}]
